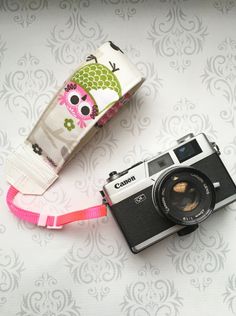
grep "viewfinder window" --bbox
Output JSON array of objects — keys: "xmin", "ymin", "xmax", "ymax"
[{"xmin": 174, "ymin": 139, "xmax": 202, "ymax": 163}]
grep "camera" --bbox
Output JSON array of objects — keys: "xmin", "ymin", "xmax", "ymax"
[{"xmin": 102, "ymin": 133, "xmax": 236, "ymax": 253}]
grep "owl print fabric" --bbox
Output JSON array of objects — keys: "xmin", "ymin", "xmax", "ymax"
[
  {"xmin": 24, "ymin": 41, "xmax": 143, "ymax": 178},
  {"xmin": 58, "ymin": 81, "xmax": 99, "ymax": 128},
  {"xmin": 58, "ymin": 60, "xmax": 122, "ymax": 128}
]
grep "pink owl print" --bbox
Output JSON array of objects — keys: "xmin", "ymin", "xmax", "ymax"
[{"xmin": 59, "ymin": 82, "xmax": 98, "ymax": 128}]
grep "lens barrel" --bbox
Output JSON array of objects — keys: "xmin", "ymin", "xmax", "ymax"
[{"xmin": 152, "ymin": 167, "xmax": 216, "ymax": 226}]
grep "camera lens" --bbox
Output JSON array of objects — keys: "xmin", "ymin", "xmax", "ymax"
[{"xmin": 152, "ymin": 167, "xmax": 215, "ymax": 226}]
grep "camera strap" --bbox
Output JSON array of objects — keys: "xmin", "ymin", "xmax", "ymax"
[
  {"xmin": 6, "ymin": 186, "xmax": 107, "ymax": 229},
  {"xmin": 5, "ymin": 42, "xmax": 144, "ymax": 228}
]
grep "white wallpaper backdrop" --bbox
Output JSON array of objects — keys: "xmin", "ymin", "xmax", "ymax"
[{"xmin": 0, "ymin": 1, "xmax": 236, "ymax": 315}]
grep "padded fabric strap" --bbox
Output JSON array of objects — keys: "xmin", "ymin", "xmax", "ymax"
[{"xmin": 6, "ymin": 186, "xmax": 107, "ymax": 228}]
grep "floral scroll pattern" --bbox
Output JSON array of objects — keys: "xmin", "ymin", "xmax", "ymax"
[
  {"xmin": 0, "ymin": 249, "xmax": 24, "ymax": 306},
  {"xmin": 0, "ymin": 224, "xmax": 6, "ymax": 234},
  {"xmin": 120, "ymin": 95, "xmax": 151, "ymax": 136},
  {"xmin": 202, "ymin": 38, "xmax": 236, "ymax": 126},
  {"xmin": 148, "ymin": 0, "xmax": 207, "ymax": 72},
  {"xmin": 47, "ymin": 0, "xmax": 107, "ymax": 65},
  {"xmin": 168, "ymin": 225, "xmax": 229, "ymax": 291},
  {"xmin": 0, "ymin": 53, "xmax": 58, "ymax": 136},
  {"xmin": 224, "ymin": 137, "xmax": 236, "ymax": 214},
  {"xmin": 121, "ymin": 263, "xmax": 183, "ymax": 315},
  {"xmin": 0, "ymin": 0, "xmax": 48, "ymax": 28},
  {"xmin": 65, "ymin": 224, "xmax": 127, "ymax": 301},
  {"xmin": 0, "ymin": 35, "xmax": 6, "ymax": 67},
  {"xmin": 135, "ymin": 61, "xmax": 162, "ymax": 100},
  {"xmin": 224, "ymin": 136, "xmax": 236, "ymax": 176},
  {"xmin": 156, "ymin": 98, "xmax": 217, "ymax": 149},
  {"xmin": 17, "ymin": 273, "xmax": 81, "ymax": 316},
  {"xmin": 74, "ymin": 126, "xmax": 118, "ymax": 196},
  {"xmin": 101, "ymin": 0, "xmax": 147, "ymax": 20},
  {"xmin": 212, "ymin": 0, "xmax": 236, "ymax": 14},
  {"xmin": 223, "ymin": 274, "xmax": 236, "ymax": 315},
  {"xmin": 0, "ymin": 130, "xmax": 13, "ymax": 167},
  {"xmin": 120, "ymin": 48, "xmax": 162, "ymax": 136},
  {"xmin": 123, "ymin": 145, "xmax": 153, "ymax": 166}
]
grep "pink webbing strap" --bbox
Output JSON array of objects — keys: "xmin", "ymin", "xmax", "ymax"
[{"xmin": 6, "ymin": 186, "xmax": 107, "ymax": 228}]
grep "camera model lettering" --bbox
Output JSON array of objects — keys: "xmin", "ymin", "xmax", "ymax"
[
  {"xmin": 134, "ymin": 194, "xmax": 146, "ymax": 204},
  {"xmin": 114, "ymin": 176, "xmax": 136, "ymax": 189}
]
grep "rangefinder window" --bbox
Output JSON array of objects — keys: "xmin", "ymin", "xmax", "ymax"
[
  {"xmin": 174, "ymin": 139, "xmax": 202, "ymax": 163},
  {"xmin": 148, "ymin": 153, "xmax": 174, "ymax": 176}
]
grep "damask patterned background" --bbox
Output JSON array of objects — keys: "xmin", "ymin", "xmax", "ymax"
[{"xmin": 0, "ymin": 0, "xmax": 236, "ymax": 315}]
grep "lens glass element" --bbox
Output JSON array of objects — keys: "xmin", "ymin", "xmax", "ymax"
[{"xmin": 170, "ymin": 181, "xmax": 200, "ymax": 212}]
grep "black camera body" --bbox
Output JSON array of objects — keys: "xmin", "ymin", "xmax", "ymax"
[{"xmin": 102, "ymin": 133, "xmax": 236, "ymax": 253}]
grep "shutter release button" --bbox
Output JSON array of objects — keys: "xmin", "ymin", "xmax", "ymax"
[{"xmin": 107, "ymin": 171, "xmax": 120, "ymax": 182}]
